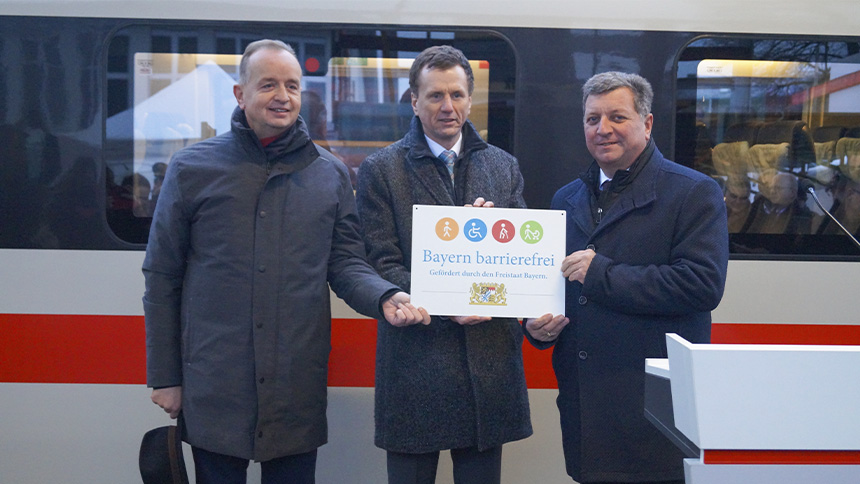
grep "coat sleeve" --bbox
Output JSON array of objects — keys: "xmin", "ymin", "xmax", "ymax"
[
  {"xmin": 507, "ymin": 155, "xmax": 527, "ymax": 209},
  {"xmin": 355, "ymin": 155, "xmax": 413, "ymax": 292},
  {"xmin": 326, "ymin": 161, "xmax": 398, "ymax": 319},
  {"xmin": 520, "ymin": 184, "xmax": 573, "ymax": 350},
  {"xmin": 583, "ymin": 176, "xmax": 729, "ymax": 315},
  {"xmin": 142, "ymin": 160, "xmax": 190, "ymax": 389}
]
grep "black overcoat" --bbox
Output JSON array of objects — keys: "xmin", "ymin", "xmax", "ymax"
[{"xmin": 546, "ymin": 143, "xmax": 729, "ymax": 482}]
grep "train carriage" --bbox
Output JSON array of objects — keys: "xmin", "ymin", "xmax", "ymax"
[{"xmin": 2, "ymin": 1, "xmax": 859, "ymax": 482}]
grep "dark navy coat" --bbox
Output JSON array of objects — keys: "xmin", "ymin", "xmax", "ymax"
[
  {"xmin": 143, "ymin": 108, "xmax": 397, "ymax": 461},
  {"xmin": 547, "ymin": 143, "xmax": 728, "ymax": 482}
]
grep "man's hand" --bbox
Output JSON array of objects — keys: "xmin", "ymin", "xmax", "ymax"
[
  {"xmin": 561, "ymin": 249, "xmax": 596, "ymax": 283},
  {"xmin": 468, "ymin": 197, "xmax": 494, "ymax": 208},
  {"xmin": 383, "ymin": 291, "xmax": 431, "ymax": 326},
  {"xmin": 151, "ymin": 386, "xmax": 182, "ymax": 419},
  {"xmin": 525, "ymin": 313, "xmax": 569, "ymax": 342},
  {"xmin": 449, "ymin": 315, "xmax": 492, "ymax": 326}
]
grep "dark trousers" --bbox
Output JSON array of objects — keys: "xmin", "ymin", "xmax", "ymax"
[
  {"xmin": 191, "ymin": 446, "xmax": 317, "ymax": 484},
  {"xmin": 386, "ymin": 446, "xmax": 503, "ymax": 484}
]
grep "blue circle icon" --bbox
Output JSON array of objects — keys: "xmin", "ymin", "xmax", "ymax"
[{"xmin": 464, "ymin": 218, "xmax": 487, "ymax": 242}]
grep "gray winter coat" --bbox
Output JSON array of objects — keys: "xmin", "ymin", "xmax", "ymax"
[
  {"xmin": 355, "ymin": 117, "xmax": 533, "ymax": 453},
  {"xmin": 143, "ymin": 107, "xmax": 398, "ymax": 461}
]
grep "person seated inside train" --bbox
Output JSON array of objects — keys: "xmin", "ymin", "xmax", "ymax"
[
  {"xmin": 740, "ymin": 170, "xmax": 812, "ymax": 234},
  {"xmin": 815, "ymin": 174, "xmax": 860, "ymax": 237},
  {"xmin": 128, "ymin": 172, "xmax": 153, "ymax": 217},
  {"xmin": 107, "ymin": 172, "xmax": 153, "ymax": 243},
  {"xmin": 724, "ymin": 176, "xmax": 752, "ymax": 233},
  {"xmin": 847, "ymin": 148, "xmax": 860, "ymax": 183}
]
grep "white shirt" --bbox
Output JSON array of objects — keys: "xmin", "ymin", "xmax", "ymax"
[
  {"xmin": 599, "ymin": 169, "xmax": 612, "ymax": 190},
  {"xmin": 425, "ymin": 134, "xmax": 463, "ymax": 159}
]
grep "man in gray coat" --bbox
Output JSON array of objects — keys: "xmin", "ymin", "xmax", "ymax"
[
  {"xmin": 355, "ymin": 45, "xmax": 532, "ymax": 484},
  {"xmin": 526, "ymin": 72, "xmax": 729, "ymax": 483},
  {"xmin": 144, "ymin": 39, "xmax": 429, "ymax": 484}
]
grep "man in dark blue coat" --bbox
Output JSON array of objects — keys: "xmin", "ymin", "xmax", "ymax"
[{"xmin": 526, "ymin": 72, "xmax": 729, "ymax": 483}]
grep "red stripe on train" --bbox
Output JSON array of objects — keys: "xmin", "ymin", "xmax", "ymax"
[
  {"xmin": 0, "ymin": 313, "xmax": 146, "ymax": 384},
  {"xmin": 2, "ymin": 316, "xmax": 858, "ymax": 385},
  {"xmin": 711, "ymin": 323, "xmax": 860, "ymax": 345},
  {"xmin": 0, "ymin": 314, "xmax": 557, "ymax": 387},
  {"xmin": 703, "ymin": 449, "xmax": 860, "ymax": 465}
]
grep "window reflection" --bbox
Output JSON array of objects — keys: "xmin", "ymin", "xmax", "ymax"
[
  {"xmin": 677, "ymin": 39, "xmax": 860, "ymax": 256},
  {"xmin": 104, "ymin": 28, "xmax": 513, "ymax": 244},
  {"xmin": 106, "ymin": 49, "xmax": 492, "ymax": 240}
]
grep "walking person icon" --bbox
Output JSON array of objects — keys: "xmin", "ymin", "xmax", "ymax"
[{"xmin": 433, "ymin": 217, "xmax": 459, "ymax": 240}]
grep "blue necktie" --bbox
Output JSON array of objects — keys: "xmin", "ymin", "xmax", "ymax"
[{"xmin": 439, "ymin": 150, "xmax": 456, "ymax": 179}]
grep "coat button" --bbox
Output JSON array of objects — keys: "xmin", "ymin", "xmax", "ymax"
[
  {"xmin": 586, "ymin": 244, "xmax": 595, "ymax": 251},
  {"xmin": 256, "ymin": 322, "xmax": 263, "ymax": 329},
  {"xmin": 578, "ymin": 296, "xmax": 587, "ymax": 305},
  {"xmin": 258, "ymin": 265, "xmax": 266, "ymax": 272},
  {"xmin": 257, "ymin": 431, "xmax": 263, "ymax": 438},
  {"xmin": 259, "ymin": 210, "xmax": 267, "ymax": 218},
  {"xmin": 578, "ymin": 351, "xmax": 588, "ymax": 360}
]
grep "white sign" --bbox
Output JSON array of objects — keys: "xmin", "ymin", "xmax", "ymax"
[{"xmin": 410, "ymin": 205, "xmax": 566, "ymax": 318}]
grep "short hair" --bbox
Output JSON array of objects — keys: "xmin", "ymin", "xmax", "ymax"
[
  {"xmin": 239, "ymin": 39, "xmax": 297, "ymax": 86},
  {"xmin": 409, "ymin": 45, "xmax": 474, "ymax": 95},
  {"xmin": 582, "ymin": 71, "xmax": 653, "ymax": 118}
]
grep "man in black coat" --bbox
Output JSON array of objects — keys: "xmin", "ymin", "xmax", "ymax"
[{"xmin": 526, "ymin": 72, "xmax": 729, "ymax": 483}]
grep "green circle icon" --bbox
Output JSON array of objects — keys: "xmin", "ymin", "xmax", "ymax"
[{"xmin": 520, "ymin": 221, "xmax": 544, "ymax": 244}]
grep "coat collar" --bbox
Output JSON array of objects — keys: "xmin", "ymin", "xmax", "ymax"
[
  {"xmin": 230, "ymin": 106, "xmax": 320, "ymax": 176},
  {"xmin": 402, "ymin": 116, "xmax": 488, "ymax": 205},
  {"xmin": 566, "ymin": 141, "xmax": 664, "ymax": 236}
]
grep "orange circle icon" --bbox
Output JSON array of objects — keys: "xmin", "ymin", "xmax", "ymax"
[{"xmin": 435, "ymin": 217, "xmax": 459, "ymax": 240}]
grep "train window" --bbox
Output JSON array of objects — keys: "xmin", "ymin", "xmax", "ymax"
[
  {"xmin": 676, "ymin": 37, "xmax": 860, "ymax": 258},
  {"xmin": 318, "ymin": 57, "xmax": 490, "ymax": 176},
  {"xmin": 105, "ymin": 26, "xmax": 514, "ymax": 244}
]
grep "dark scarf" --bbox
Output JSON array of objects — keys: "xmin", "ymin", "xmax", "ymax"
[
  {"xmin": 230, "ymin": 106, "xmax": 319, "ymax": 176},
  {"xmin": 581, "ymin": 137, "xmax": 656, "ymax": 224}
]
